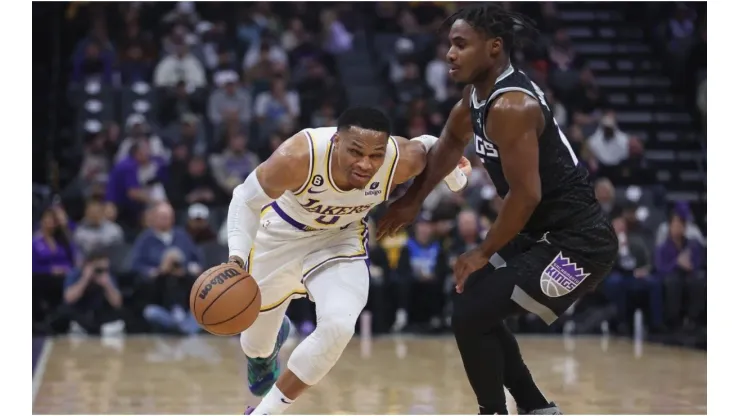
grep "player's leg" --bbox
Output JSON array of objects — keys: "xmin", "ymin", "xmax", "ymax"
[
  {"xmin": 453, "ymin": 243, "xmax": 609, "ymax": 414},
  {"xmin": 249, "ymin": 260, "xmax": 369, "ymax": 415},
  {"xmin": 488, "ymin": 236, "xmax": 553, "ymax": 413},
  {"xmin": 240, "ymin": 301, "xmax": 293, "ymax": 397}
]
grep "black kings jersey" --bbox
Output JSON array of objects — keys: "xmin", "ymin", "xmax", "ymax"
[{"xmin": 470, "ymin": 66, "xmax": 602, "ymax": 233}]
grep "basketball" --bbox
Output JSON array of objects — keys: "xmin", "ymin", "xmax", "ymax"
[{"xmin": 190, "ymin": 264, "xmax": 261, "ymax": 336}]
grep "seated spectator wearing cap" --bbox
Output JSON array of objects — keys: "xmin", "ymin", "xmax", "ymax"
[
  {"xmin": 208, "ymin": 70, "xmax": 252, "ymax": 128},
  {"xmin": 185, "ymin": 203, "xmax": 217, "ymax": 244},
  {"xmin": 655, "ymin": 210, "xmax": 706, "ymax": 330},
  {"xmin": 45, "ymin": 249, "xmax": 125, "ymax": 335},
  {"xmin": 74, "ymin": 199, "xmax": 124, "ymax": 256},
  {"xmin": 106, "ymin": 140, "xmax": 168, "ymax": 231},
  {"xmin": 130, "ymin": 202, "xmax": 203, "ymax": 334},
  {"xmin": 394, "ymin": 213, "xmax": 450, "ymax": 333}
]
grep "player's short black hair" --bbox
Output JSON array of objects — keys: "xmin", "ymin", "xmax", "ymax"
[
  {"xmin": 336, "ymin": 107, "xmax": 391, "ymax": 136},
  {"xmin": 443, "ymin": 3, "xmax": 539, "ymax": 52}
]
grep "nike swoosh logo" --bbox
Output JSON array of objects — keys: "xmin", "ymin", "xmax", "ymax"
[
  {"xmin": 280, "ymin": 398, "xmax": 291, "ymax": 404},
  {"xmin": 307, "ymin": 188, "xmax": 325, "ymax": 194}
]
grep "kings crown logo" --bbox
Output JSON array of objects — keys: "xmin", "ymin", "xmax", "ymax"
[{"xmin": 540, "ymin": 252, "xmax": 590, "ymax": 298}]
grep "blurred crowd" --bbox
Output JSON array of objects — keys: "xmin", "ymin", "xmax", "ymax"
[{"xmin": 32, "ymin": 2, "xmax": 706, "ymax": 348}]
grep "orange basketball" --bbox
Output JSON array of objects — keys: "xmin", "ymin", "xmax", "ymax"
[{"xmin": 190, "ymin": 264, "xmax": 261, "ymax": 336}]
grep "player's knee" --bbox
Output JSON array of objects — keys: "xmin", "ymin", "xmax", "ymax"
[
  {"xmin": 316, "ymin": 314, "xmax": 356, "ymax": 350},
  {"xmin": 452, "ymin": 295, "xmax": 506, "ymax": 336}
]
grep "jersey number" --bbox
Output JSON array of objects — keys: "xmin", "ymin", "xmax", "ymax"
[
  {"xmin": 528, "ymin": 79, "xmax": 579, "ymax": 166},
  {"xmin": 475, "ymin": 135, "xmax": 499, "ymax": 159}
]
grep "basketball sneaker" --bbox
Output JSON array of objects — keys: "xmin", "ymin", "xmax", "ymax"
[
  {"xmin": 247, "ymin": 316, "xmax": 291, "ymax": 397},
  {"xmin": 517, "ymin": 402, "xmax": 563, "ymax": 415}
]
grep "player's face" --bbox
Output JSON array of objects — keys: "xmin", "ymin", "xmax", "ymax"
[
  {"xmin": 447, "ymin": 19, "xmax": 500, "ymax": 84},
  {"xmin": 334, "ymin": 127, "xmax": 388, "ymax": 189}
]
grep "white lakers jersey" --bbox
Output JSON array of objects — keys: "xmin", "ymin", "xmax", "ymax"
[{"xmin": 272, "ymin": 126, "xmax": 400, "ymax": 231}]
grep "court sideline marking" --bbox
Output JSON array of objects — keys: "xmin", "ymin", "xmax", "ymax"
[{"xmin": 32, "ymin": 338, "xmax": 54, "ymax": 404}]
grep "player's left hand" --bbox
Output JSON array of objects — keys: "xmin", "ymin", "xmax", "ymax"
[{"xmin": 454, "ymin": 246, "xmax": 490, "ymax": 293}]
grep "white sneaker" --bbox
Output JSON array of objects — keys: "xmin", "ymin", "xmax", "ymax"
[
  {"xmin": 69, "ymin": 321, "xmax": 87, "ymax": 335},
  {"xmin": 391, "ymin": 309, "xmax": 408, "ymax": 332},
  {"xmin": 101, "ymin": 319, "xmax": 126, "ymax": 336}
]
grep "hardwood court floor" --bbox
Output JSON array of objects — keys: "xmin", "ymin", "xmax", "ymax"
[{"xmin": 32, "ymin": 334, "xmax": 706, "ymax": 414}]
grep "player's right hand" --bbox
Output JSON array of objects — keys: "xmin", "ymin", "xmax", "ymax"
[{"xmin": 376, "ymin": 195, "xmax": 422, "ymax": 240}]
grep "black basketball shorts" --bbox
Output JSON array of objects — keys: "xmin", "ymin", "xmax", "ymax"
[{"xmin": 454, "ymin": 223, "xmax": 618, "ymax": 326}]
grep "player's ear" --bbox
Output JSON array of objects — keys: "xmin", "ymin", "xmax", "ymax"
[{"xmin": 488, "ymin": 37, "xmax": 502, "ymax": 58}]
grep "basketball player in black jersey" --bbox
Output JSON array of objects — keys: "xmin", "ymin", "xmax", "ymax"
[{"xmin": 378, "ymin": 4, "xmax": 618, "ymax": 415}]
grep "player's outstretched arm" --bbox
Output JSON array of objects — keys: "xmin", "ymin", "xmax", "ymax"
[
  {"xmin": 226, "ymin": 133, "xmax": 309, "ymax": 268},
  {"xmin": 377, "ymin": 96, "xmax": 473, "ymax": 238}
]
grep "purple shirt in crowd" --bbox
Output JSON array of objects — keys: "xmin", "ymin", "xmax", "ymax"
[
  {"xmin": 32, "ymin": 235, "xmax": 76, "ymax": 275},
  {"xmin": 106, "ymin": 157, "xmax": 168, "ymax": 223},
  {"xmin": 654, "ymin": 237, "xmax": 705, "ymax": 276}
]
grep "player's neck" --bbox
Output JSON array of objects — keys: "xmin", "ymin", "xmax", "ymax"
[{"xmin": 473, "ymin": 58, "xmax": 511, "ymax": 99}]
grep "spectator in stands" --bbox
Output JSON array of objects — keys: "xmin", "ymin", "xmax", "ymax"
[
  {"xmin": 567, "ymin": 124, "xmax": 586, "ymax": 160},
  {"xmin": 33, "ymin": 205, "xmax": 78, "ymax": 326},
  {"xmin": 243, "ymin": 38, "xmax": 288, "ymax": 72},
  {"xmin": 393, "ymin": 62, "xmax": 432, "ymax": 110},
  {"xmin": 449, "ymin": 210, "xmax": 482, "ymax": 257},
  {"xmin": 586, "ymin": 112, "xmax": 630, "ymax": 175},
  {"xmin": 168, "ymin": 154, "xmax": 223, "ymax": 210},
  {"xmin": 56, "ymin": 249, "xmax": 125, "ymax": 335},
  {"xmin": 311, "ymin": 102, "xmax": 338, "ymax": 128},
  {"xmin": 365, "ymin": 219, "xmax": 393, "ymax": 333},
  {"xmin": 72, "ymin": 40, "xmax": 115, "ymax": 84},
  {"xmin": 119, "ymin": 43, "xmax": 153, "ymax": 85},
  {"xmin": 321, "ymin": 9, "xmax": 353, "ymax": 55},
  {"xmin": 73, "ymin": 199, "xmax": 124, "ymax": 256},
  {"xmin": 209, "ymin": 132, "xmax": 260, "ymax": 195},
  {"xmin": 548, "ymin": 28, "xmax": 578, "ymax": 71},
  {"xmin": 426, "ymin": 43, "xmax": 450, "ymax": 103},
  {"xmin": 158, "ymin": 80, "xmax": 206, "ymax": 127},
  {"xmin": 594, "ymin": 177, "xmax": 617, "ymax": 218},
  {"xmin": 106, "ymin": 140, "xmax": 168, "ymax": 230},
  {"xmin": 208, "ymin": 70, "xmax": 252, "ymax": 127},
  {"xmin": 153, "ymin": 39, "xmax": 206, "ymax": 89},
  {"xmin": 115, "ymin": 114, "xmax": 169, "ymax": 163},
  {"xmin": 601, "ymin": 215, "xmax": 661, "ymax": 332},
  {"xmin": 80, "ymin": 126, "xmax": 112, "ymax": 189},
  {"xmin": 655, "ymin": 201, "xmax": 706, "ymax": 247},
  {"xmin": 254, "ymin": 77, "xmax": 300, "ymax": 130},
  {"xmin": 130, "ymin": 202, "xmax": 203, "ymax": 334},
  {"xmin": 281, "ymin": 18, "xmax": 307, "ymax": 53},
  {"xmin": 656, "ymin": 210, "xmax": 706, "ymax": 330},
  {"xmin": 185, "ymin": 203, "xmax": 217, "ymax": 244},
  {"xmin": 395, "ymin": 214, "xmax": 449, "ymax": 332},
  {"xmin": 569, "ymin": 68, "xmax": 603, "ymax": 133}
]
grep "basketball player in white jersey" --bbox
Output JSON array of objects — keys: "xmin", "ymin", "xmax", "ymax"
[{"xmin": 226, "ymin": 107, "xmax": 470, "ymax": 415}]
